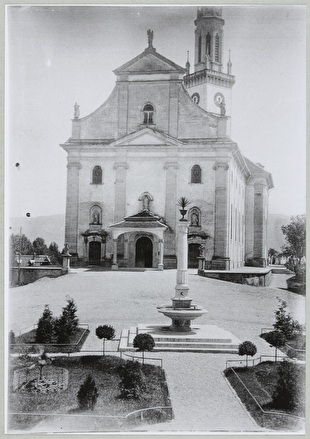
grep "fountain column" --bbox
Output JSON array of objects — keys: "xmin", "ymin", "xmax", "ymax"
[
  {"xmin": 157, "ymin": 203, "xmax": 207, "ymax": 332},
  {"xmin": 173, "ymin": 220, "xmax": 191, "ymax": 307}
]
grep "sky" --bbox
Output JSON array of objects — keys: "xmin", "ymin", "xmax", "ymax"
[{"xmin": 6, "ymin": 4, "xmax": 306, "ymax": 219}]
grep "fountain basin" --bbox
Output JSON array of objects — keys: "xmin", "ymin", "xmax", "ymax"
[
  {"xmin": 157, "ymin": 305, "xmax": 207, "ymax": 332},
  {"xmin": 157, "ymin": 305, "xmax": 207, "ymax": 319}
]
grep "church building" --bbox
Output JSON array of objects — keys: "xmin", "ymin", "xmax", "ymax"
[{"xmin": 61, "ymin": 7, "xmax": 273, "ymax": 270}]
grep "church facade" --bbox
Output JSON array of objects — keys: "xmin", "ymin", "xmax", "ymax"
[{"xmin": 61, "ymin": 7, "xmax": 273, "ymax": 270}]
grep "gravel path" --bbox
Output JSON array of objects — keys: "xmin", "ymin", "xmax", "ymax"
[{"xmin": 8, "ymin": 269, "xmax": 305, "ymax": 433}]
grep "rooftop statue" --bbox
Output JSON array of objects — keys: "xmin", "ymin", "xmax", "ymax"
[{"xmin": 147, "ymin": 29, "xmax": 154, "ymax": 48}]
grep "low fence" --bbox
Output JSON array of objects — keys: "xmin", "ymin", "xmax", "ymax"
[
  {"xmin": 225, "ymin": 356, "xmax": 305, "ymax": 429},
  {"xmin": 11, "ymin": 324, "xmax": 90, "ymax": 354},
  {"xmin": 8, "ymin": 405, "xmax": 173, "ymax": 430},
  {"xmin": 13, "ymin": 365, "xmax": 69, "ymax": 392}
]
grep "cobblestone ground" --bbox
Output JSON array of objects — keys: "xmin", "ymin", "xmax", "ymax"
[{"xmin": 8, "ymin": 269, "xmax": 305, "ymax": 433}]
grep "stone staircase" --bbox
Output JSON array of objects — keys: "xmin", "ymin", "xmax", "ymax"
[{"xmin": 118, "ymin": 324, "xmax": 240, "ymax": 353}]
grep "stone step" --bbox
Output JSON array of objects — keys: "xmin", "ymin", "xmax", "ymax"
[
  {"xmin": 152, "ymin": 347, "xmax": 239, "ymax": 353},
  {"xmin": 154, "ymin": 341, "xmax": 239, "ymax": 350},
  {"xmin": 147, "ymin": 336, "xmax": 233, "ymax": 344}
]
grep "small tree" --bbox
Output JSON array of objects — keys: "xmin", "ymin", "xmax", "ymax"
[
  {"xmin": 281, "ymin": 215, "xmax": 306, "ymax": 262},
  {"xmin": 35, "ymin": 305, "xmax": 55, "ymax": 343},
  {"xmin": 54, "ymin": 298, "xmax": 79, "ymax": 343},
  {"xmin": 238, "ymin": 341, "xmax": 257, "ymax": 367},
  {"xmin": 133, "ymin": 333, "xmax": 155, "ymax": 364},
  {"xmin": 272, "ymin": 360, "xmax": 305, "ymax": 412},
  {"xmin": 32, "ymin": 237, "xmax": 49, "ymax": 255},
  {"xmin": 62, "ymin": 298, "xmax": 79, "ymax": 334},
  {"xmin": 95, "ymin": 325, "xmax": 115, "ymax": 355},
  {"xmin": 54, "ymin": 315, "xmax": 70, "ymax": 344},
  {"xmin": 48, "ymin": 242, "xmax": 62, "ymax": 265},
  {"xmin": 273, "ymin": 298, "xmax": 302, "ymax": 340},
  {"xmin": 77, "ymin": 375, "xmax": 99, "ymax": 411},
  {"xmin": 118, "ymin": 361, "xmax": 146, "ymax": 399},
  {"xmin": 264, "ymin": 330, "xmax": 286, "ymax": 362},
  {"xmin": 9, "ymin": 330, "xmax": 15, "ymax": 350}
]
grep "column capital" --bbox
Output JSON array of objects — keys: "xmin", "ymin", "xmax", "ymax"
[
  {"xmin": 164, "ymin": 162, "xmax": 179, "ymax": 170},
  {"xmin": 213, "ymin": 162, "xmax": 229, "ymax": 171},
  {"xmin": 67, "ymin": 161, "xmax": 81, "ymax": 170},
  {"xmin": 113, "ymin": 162, "xmax": 129, "ymax": 170}
]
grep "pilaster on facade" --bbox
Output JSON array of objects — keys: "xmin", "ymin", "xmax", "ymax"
[
  {"xmin": 164, "ymin": 160, "xmax": 179, "ymax": 255},
  {"xmin": 114, "ymin": 161, "xmax": 128, "ymax": 223},
  {"xmin": 117, "ymin": 83, "xmax": 129, "ymax": 138},
  {"xmin": 244, "ymin": 182, "xmax": 254, "ymax": 264},
  {"xmin": 65, "ymin": 160, "xmax": 82, "ymax": 254},
  {"xmin": 212, "ymin": 160, "xmax": 230, "ymax": 269}
]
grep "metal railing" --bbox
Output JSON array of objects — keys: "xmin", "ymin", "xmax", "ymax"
[
  {"xmin": 225, "ymin": 356, "xmax": 305, "ymax": 427},
  {"xmin": 9, "ymin": 405, "xmax": 173, "ymax": 422}
]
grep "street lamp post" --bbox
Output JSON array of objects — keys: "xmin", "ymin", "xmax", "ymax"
[
  {"xmin": 17, "ymin": 213, "xmax": 31, "ymax": 286},
  {"xmin": 17, "ymin": 226, "xmax": 22, "ymax": 285}
]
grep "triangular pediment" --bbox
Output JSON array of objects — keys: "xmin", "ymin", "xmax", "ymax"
[
  {"xmin": 112, "ymin": 128, "xmax": 181, "ymax": 147},
  {"xmin": 114, "ymin": 47, "xmax": 186, "ymax": 75}
]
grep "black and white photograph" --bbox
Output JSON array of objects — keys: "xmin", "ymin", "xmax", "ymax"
[{"xmin": 5, "ymin": 4, "xmax": 306, "ymax": 434}]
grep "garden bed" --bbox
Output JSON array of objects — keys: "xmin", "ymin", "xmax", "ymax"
[
  {"xmin": 260, "ymin": 332, "xmax": 305, "ymax": 361},
  {"xmin": 8, "ymin": 355, "xmax": 172, "ymax": 432},
  {"xmin": 11, "ymin": 327, "xmax": 89, "ymax": 354},
  {"xmin": 224, "ymin": 361, "xmax": 305, "ymax": 431}
]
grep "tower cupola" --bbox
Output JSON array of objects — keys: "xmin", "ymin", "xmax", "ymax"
[{"xmin": 194, "ymin": 6, "xmax": 225, "ymax": 73}]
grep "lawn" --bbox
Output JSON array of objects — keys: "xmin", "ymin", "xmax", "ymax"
[
  {"xmin": 8, "ymin": 355, "xmax": 172, "ymax": 432},
  {"xmin": 224, "ymin": 361, "xmax": 305, "ymax": 431}
]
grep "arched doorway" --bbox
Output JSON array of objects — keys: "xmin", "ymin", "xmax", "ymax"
[
  {"xmin": 135, "ymin": 236, "xmax": 153, "ymax": 268},
  {"xmin": 188, "ymin": 243, "xmax": 200, "ymax": 268},
  {"xmin": 89, "ymin": 241, "xmax": 101, "ymax": 265}
]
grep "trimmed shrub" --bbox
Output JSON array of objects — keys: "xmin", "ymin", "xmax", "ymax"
[
  {"xmin": 133, "ymin": 333, "xmax": 155, "ymax": 352},
  {"xmin": 238, "ymin": 341, "xmax": 257, "ymax": 367},
  {"xmin": 264, "ymin": 330, "xmax": 286, "ymax": 362},
  {"xmin": 118, "ymin": 361, "xmax": 146, "ymax": 399},
  {"xmin": 96, "ymin": 325, "xmax": 115, "ymax": 355},
  {"xmin": 77, "ymin": 375, "xmax": 99, "ymax": 410}
]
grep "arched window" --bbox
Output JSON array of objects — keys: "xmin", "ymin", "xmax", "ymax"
[
  {"xmin": 206, "ymin": 33, "xmax": 211, "ymax": 56},
  {"xmin": 90, "ymin": 205, "xmax": 102, "ymax": 225},
  {"xmin": 191, "ymin": 165, "xmax": 202, "ymax": 184},
  {"xmin": 189, "ymin": 207, "xmax": 201, "ymax": 227},
  {"xmin": 215, "ymin": 34, "xmax": 220, "ymax": 62},
  {"xmin": 143, "ymin": 104, "xmax": 154, "ymax": 124},
  {"xmin": 92, "ymin": 166, "xmax": 102, "ymax": 184},
  {"xmin": 198, "ymin": 35, "xmax": 202, "ymax": 62}
]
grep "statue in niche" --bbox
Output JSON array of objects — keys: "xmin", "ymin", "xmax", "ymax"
[
  {"xmin": 92, "ymin": 211, "xmax": 100, "ymax": 224},
  {"xmin": 74, "ymin": 102, "xmax": 80, "ymax": 119},
  {"xmin": 191, "ymin": 211, "xmax": 199, "ymax": 226},
  {"xmin": 220, "ymin": 101, "xmax": 226, "ymax": 116}
]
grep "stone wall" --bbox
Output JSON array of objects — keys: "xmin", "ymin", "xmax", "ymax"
[{"xmin": 11, "ymin": 267, "xmax": 63, "ymax": 286}]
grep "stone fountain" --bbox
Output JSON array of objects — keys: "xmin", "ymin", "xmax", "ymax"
[
  {"xmin": 118, "ymin": 201, "xmax": 241, "ymax": 353},
  {"xmin": 157, "ymin": 214, "xmax": 207, "ymax": 332}
]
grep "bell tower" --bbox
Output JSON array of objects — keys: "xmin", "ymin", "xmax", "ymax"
[{"xmin": 184, "ymin": 7, "xmax": 235, "ymax": 135}]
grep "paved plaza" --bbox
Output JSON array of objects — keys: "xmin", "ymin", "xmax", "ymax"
[{"xmin": 8, "ymin": 269, "xmax": 305, "ymax": 433}]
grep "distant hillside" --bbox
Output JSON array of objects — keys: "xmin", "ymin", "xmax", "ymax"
[
  {"xmin": 9, "ymin": 212, "xmax": 291, "ymax": 254},
  {"xmin": 267, "ymin": 213, "xmax": 290, "ymax": 252},
  {"xmin": 9, "ymin": 214, "xmax": 65, "ymax": 249}
]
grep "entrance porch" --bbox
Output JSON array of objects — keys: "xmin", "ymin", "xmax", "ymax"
[{"xmin": 109, "ymin": 210, "xmax": 168, "ymax": 271}]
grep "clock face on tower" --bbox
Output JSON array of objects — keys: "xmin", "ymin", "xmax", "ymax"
[
  {"xmin": 214, "ymin": 92, "xmax": 225, "ymax": 107},
  {"xmin": 191, "ymin": 93, "xmax": 200, "ymax": 104}
]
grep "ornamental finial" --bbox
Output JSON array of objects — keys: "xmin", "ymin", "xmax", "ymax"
[{"xmin": 147, "ymin": 29, "xmax": 154, "ymax": 48}]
